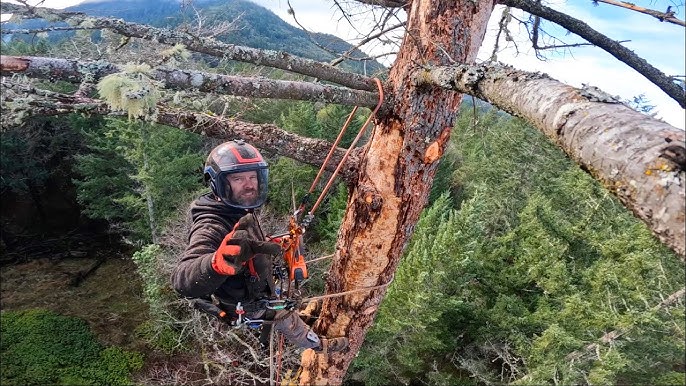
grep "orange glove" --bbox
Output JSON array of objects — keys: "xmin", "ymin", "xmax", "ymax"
[{"xmin": 211, "ymin": 215, "xmax": 281, "ymax": 275}]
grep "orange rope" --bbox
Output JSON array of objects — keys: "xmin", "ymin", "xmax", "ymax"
[
  {"xmin": 305, "ymin": 106, "xmax": 359, "ymax": 198},
  {"xmin": 309, "ymin": 78, "xmax": 384, "ymax": 216}
]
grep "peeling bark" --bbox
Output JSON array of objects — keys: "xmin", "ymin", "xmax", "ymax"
[{"xmin": 417, "ymin": 63, "xmax": 686, "ymax": 257}]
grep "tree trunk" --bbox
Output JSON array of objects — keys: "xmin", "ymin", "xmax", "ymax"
[
  {"xmin": 139, "ymin": 125, "xmax": 159, "ymax": 244},
  {"xmin": 299, "ymin": 0, "xmax": 495, "ymax": 383}
]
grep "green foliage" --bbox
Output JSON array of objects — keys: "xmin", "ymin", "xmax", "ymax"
[
  {"xmin": 0, "ymin": 128, "xmax": 49, "ymax": 195},
  {"xmin": 0, "ymin": 39, "xmax": 51, "ymax": 56},
  {"xmin": 131, "ymin": 242, "xmax": 191, "ymax": 355},
  {"xmin": 0, "ymin": 309, "xmax": 142, "ymax": 386},
  {"xmin": 267, "ymin": 157, "xmax": 318, "ymax": 214},
  {"xmin": 73, "ymin": 117, "xmax": 204, "ymax": 244},
  {"xmin": 310, "ymin": 182, "xmax": 349, "ymax": 246},
  {"xmin": 131, "ymin": 244, "xmax": 168, "ymax": 314},
  {"xmin": 351, "ymin": 108, "xmax": 685, "ymax": 385}
]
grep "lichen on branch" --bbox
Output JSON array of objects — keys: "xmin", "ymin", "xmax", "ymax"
[{"xmin": 97, "ymin": 63, "xmax": 162, "ymax": 119}]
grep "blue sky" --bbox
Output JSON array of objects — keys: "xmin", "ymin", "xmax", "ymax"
[{"xmin": 3, "ymin": 0, "xmax": 685, "ymax": 128}]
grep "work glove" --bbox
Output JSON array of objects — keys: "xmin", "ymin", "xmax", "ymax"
[{"xmin": 211, "ymin": 214, "xmax": 281, "ymax": 276}]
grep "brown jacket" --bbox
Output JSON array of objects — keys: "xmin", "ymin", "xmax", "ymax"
[{"xmin": 171, "ymin": 193, "xmax": 273, "ymax": 311}]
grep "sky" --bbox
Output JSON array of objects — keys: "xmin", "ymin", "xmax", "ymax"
[{"xmin": 3, "ymin": 0, "xmax": 685, "ymax": 129}]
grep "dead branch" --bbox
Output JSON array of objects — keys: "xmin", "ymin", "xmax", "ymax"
[
  {"xmin": 0, "ymin": 81, "xmax": 361, "ymax": 183},
  {"xmin": 0, "ymin": 55, "xmax": 380, "ymax": 108},
  {"xmin": 593, "ymin": 0, "xmax": 685, "ymax": 27}
]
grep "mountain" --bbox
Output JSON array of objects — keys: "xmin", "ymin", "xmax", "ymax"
[{"xmin": 1, "ymin": 0, "xmax": 386, "ymax": 75}]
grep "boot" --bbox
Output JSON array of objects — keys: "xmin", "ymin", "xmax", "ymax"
[
  {"xmin": 315, "ymin": 337, "xmax": 349, "ymax": 353},
  {"xmin": 299, "ymin": 299, "xmax": 322, "ymax": 326}
]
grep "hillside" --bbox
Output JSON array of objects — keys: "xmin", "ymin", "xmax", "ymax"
[{"xmin": 1, "ymin": 0, "xmax": 386, "ymax": 76}]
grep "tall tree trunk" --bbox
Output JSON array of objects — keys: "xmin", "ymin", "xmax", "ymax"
[{"xmin": 299, "ymin": 0, "xmax": 495, "ymax": 383}]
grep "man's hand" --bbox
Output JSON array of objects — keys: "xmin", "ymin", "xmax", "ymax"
[{"xmin": 211, "ymin": 215, "xmax": 281, "ymax": 275}]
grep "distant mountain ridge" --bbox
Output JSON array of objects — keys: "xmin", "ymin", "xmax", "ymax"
[{"xmin": 2, "ymin": 0, "xmax": 386, "ymax": 75}]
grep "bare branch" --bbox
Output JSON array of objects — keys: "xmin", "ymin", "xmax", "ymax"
[
  {"xmin": 330, "ymin": 21, "xmax": 405, "ymax": 67},
  {"xmin": 0, "ymin": 2, "xmax": 378, "ymax": 91},
  {"xmin": 285, "ymin": 0, "xmax": 403, "ymax": 69},
  {"xmin": 0, "ymin": 55, "xmax": 380, "ymax": 107},
  {"xmin": 593, "ymin": 0, "xmax": 685, "ymax": 27},
  {"xmin": 353, "ymin": 0, "xmax": 407, "ymax": 7},
  {"xmin": 0, "ymin": 26, "xmax": 96, "ymax": 35},
  {"xmin": 499, "ymin": 0, "xmax": 685, "ymax": 108}
]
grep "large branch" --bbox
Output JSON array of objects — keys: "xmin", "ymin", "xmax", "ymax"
[
  {"xmin": 499, "ymin": 0, "xmax": 685, "ymax": 108},
  {"xmin": 0, "ymin": 82, "xmax": 360, "ymax": 182},
  {"xmin": 0, "ymin": 55, "xmax": 379, "ymax": 108},
  {"xmin": 0, "ymin": 3, "xmax": 378, "ymax": 92},
  {"xmin": 416, "ymin": 63, "xmax": 686, "ymax": 257}
]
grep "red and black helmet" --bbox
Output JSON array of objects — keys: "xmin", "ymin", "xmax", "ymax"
[{"xmin": 204, "ymin": 140, "xmax": 269, "ymax": 209}]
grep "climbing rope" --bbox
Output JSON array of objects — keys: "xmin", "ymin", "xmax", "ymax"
[{"xmin": 306, "ymin": 78, "xmax": 384, "ymax": 217}]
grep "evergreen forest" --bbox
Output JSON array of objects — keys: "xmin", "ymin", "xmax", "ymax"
[{"xmin": 0, "ymin": 1, "xmax": 683, "ymax": 385}]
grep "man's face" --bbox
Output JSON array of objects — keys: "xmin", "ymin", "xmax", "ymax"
[{"xmin": 227, "ymin": 170, "xmax": 259, "ymax": 206}]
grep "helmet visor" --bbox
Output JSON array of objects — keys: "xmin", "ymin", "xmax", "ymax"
[{"xmin": 215, "ymin": 167, "xmax": 269, "ymax": 209}]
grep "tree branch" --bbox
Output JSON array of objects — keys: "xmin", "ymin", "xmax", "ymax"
[
  {"xmin": 0, "ymin": 26, "xmax": 97, "ymax": 35},
  {"xmin": 593, "ymin": 0, "xmax": 685, "ymax": 27},
  {"xmin": 416, "ymin": 63, "xmax": 686, "ymax": 258},
  {"xmin": 353, "ymin": 0, "xmax": 407, "ymax": 7},
  {"xmin": 499, "ymin": 0, "xmax": 685, "ymax": 108},
  {"xmin": 0, "ymin": 55, "xmax": 380, "ymax": 108},
  {"xmin": 0, "ymin": 2, "xmax": 378, "ymax": 92}
]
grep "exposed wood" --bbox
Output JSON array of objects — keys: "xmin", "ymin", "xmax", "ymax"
[{"xmin": 299, "ymin": 0, "xmax": 496, "ymax": 383}]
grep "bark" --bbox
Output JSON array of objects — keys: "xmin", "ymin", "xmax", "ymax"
[
  {"xmin": 0, "ymin": 56, "xmax": 380, "ymax": 108},
  {"xmin": 416, "ymin": 63, "xmax": 686, "ymax": 257},
  {"xmin": 299, "ymin": 0, "xmax": 495, "ymax": 383},
  {"xmin": 500, "ymin": 0, "xmax": 685, "ymax": 108},
  {"xmin": 0, "ymin": 3, "xmax": 377, "ymax": 92}
]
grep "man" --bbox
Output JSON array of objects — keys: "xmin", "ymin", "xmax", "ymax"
[{"xmin": 171, "ymin": 139, "xmax": 348, "ymax": 353}]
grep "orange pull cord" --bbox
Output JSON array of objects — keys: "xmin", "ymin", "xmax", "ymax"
[
  {"xmin": 308, "ymin": 78, "xmax": 384, "ymax": 216},
  {"xmin": 304, "ymin": 105, "xmax": 359, "ymax": 203}
]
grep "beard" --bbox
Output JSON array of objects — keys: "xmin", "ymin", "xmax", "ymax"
[{"xmin": 233, "ymin": 188, "xmax": 258, "ymax": 206}]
